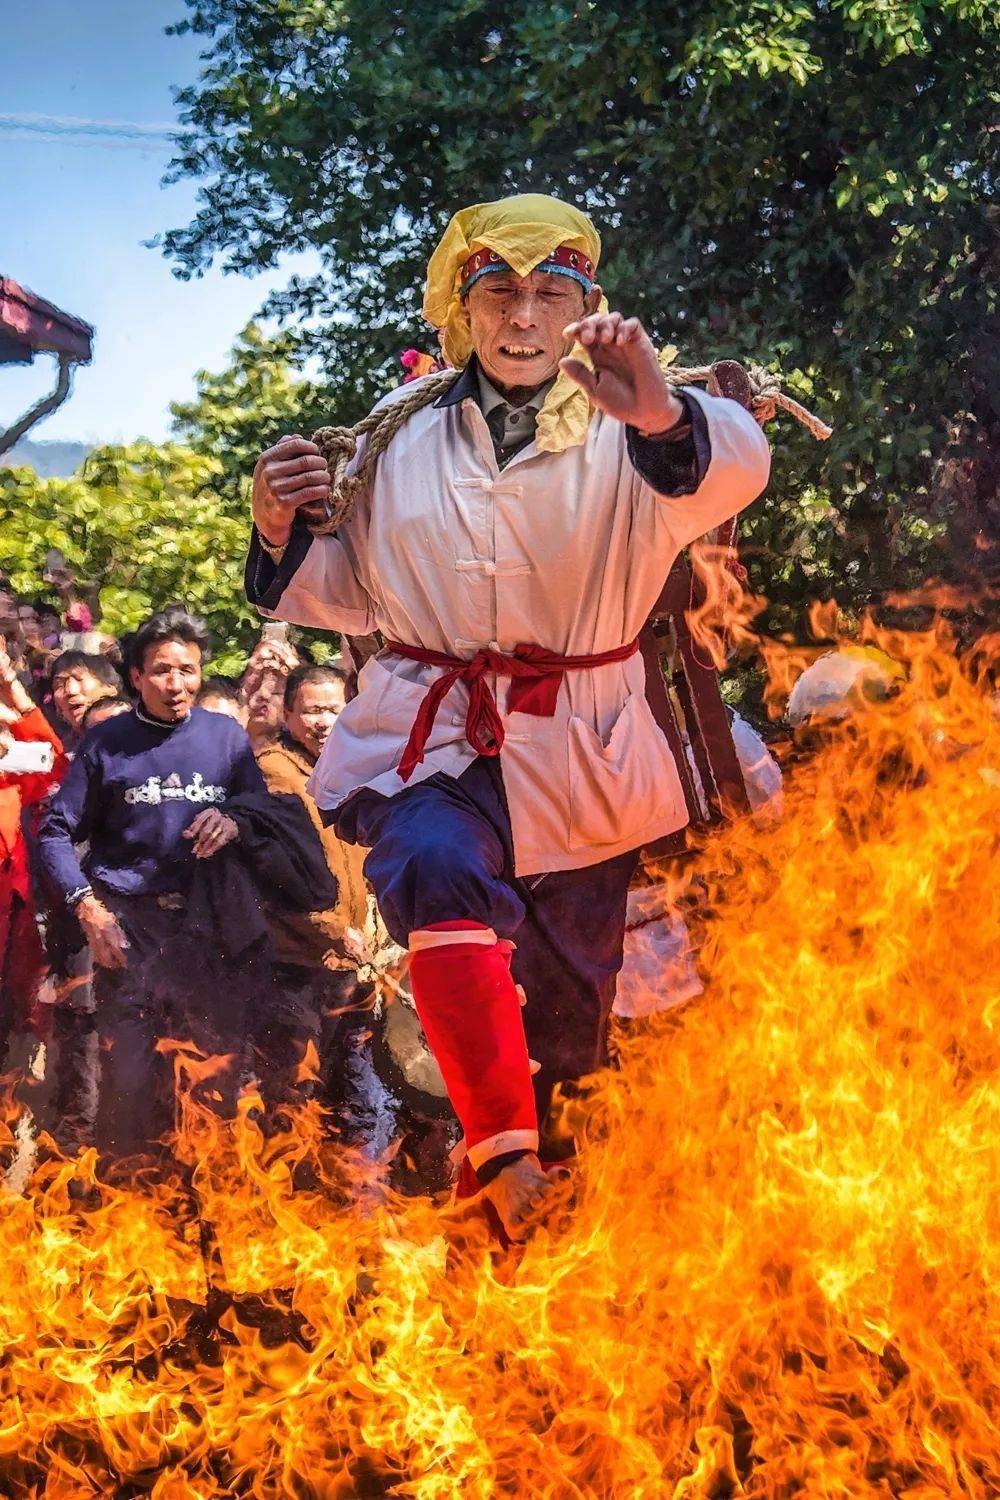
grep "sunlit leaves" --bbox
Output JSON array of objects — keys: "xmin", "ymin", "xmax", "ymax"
[
  {"xmin": 0, "ymin": 326, "xmax": 340, "ymax": 672},
  {"xmin": 0, "ymin": 442, "xmax": 256, "ymax": 672}
]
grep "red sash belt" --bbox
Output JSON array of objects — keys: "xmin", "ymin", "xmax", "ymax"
[{"xmin": 383, "ymin": 637, "xmax": 640, "ymax": 782}]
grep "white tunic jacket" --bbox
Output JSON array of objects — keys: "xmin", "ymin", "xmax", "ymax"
[{"xmin": 252, "ymin": 379, "xmax": 771, "ymax": 876}]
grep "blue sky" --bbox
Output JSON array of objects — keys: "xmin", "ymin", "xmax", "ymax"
[{"xmin": 0, "ymin": 0, "xmax": 317, "ymax": 443}]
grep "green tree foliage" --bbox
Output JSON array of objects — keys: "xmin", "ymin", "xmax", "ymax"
[
  {"xmin": 0, "ymin": 329, "xmax": 335, "ymax": 668},
  {"xmin": 160, "ymin": 0, "xmax": 999, "ymax": 624},
  {"xmin": 171, "ymin": 321, "xmax": 328, "ymax": 505},
  {"xmin": 0, "ymin": 442, "xmax": 257, "ymax": 672}
]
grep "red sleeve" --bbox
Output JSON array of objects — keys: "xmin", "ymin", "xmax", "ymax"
[{"xmin": 9, "ymin": 706, "xmax": 68, "ymax": 806}]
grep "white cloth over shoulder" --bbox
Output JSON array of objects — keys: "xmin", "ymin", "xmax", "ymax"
[{"xmin": 259, "ymin": 380, "xmax": 770, "ymax": 875}]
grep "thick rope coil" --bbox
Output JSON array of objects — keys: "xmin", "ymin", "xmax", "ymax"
[
  {"xmin": 657, "ymin": 356, "xmax": 834, "ymax": 443},
  {"xmin": 308, "ymin": 355, "xmax": 831, "ymax": 535},
  {"xmin": 310, "ymin": 369, "xmax": 459, "ymax": 534}
]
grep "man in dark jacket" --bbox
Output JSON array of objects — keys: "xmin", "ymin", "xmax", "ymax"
[
  {"xmin": 38, "ymin": 606, "xmax": 266, "ymax": 1160},
  {"xmin": 255, "ymin": 665, "xmax": 376, "ymax": 1136}
]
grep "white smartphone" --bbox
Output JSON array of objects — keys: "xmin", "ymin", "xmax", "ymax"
[{"xmin": 0, "ymin": 740, "xmax": 54, "ymax": 775}]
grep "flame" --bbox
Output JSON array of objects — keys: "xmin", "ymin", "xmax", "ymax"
[
  {"xmin": 686, "ymin": 537, "xmax": 765, "ymax": 671},
  {"xmin": 0, "ymin": 619, "xmax": 997, "ymax": 1495}
]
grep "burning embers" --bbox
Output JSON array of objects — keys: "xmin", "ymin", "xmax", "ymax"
[{"xmin": 0, "ymin": 621, "xmax": 997, "ymax": 1497}]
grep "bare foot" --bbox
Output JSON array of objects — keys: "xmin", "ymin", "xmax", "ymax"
[{"xmin": 482, "ymin": 1153, "xmax": 568, "ymax": 1242}]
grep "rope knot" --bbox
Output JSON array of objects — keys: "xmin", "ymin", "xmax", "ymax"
[
  {"xmin": 313, "ymin": 424, "xmax": 360, "ymax": 469},
  {"xmin": 745, "ymin": 364, "xmax": 782, "ymax": 426},
  {"xmin": 744, "ymin": 364, "xmax": 832, "ymax": 442}
]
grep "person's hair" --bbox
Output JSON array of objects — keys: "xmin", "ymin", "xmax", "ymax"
[
  {"xmin": 131, "ymin": 605, "xmax": 209, "ymax": 672},
  {"xmin": 283, "ymin": 663, "xmax": 347, "ymax": 712},
  {"xmin": 50, "ymin": 649, "xmax": 89, "ymax": 681},
  {"xmin": 196, "ymin": 675, "xmax": 242, "ymax": 705},
  {"xmin": 50, "ymin": 650, "xmax": 123, "ymax": 692},
  {"xmin": 81, "ymin": 693, "xmax": 133, "ymax": 729}
]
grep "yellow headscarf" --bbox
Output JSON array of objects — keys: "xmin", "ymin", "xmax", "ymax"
[{"xmin": 423, "ymin": 193, "xmax": 605, "ymax": 454}]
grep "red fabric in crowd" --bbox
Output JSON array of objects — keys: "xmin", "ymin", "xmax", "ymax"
[
  {"xmin": 384, "ymin": 638, "xmax": 640, "ymax": 781},
  {"xmin": 1, "ymin": 707, "xmax": 67, "ymax": 1033},
  {"xmin": 0, "ymin": 892, "xmax": 45, "ymax": 1032}
]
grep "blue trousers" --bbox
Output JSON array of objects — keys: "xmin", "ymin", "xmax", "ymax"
[{"xmin": 334, "ymin": 758, "xmax": 638, "ymax": 1081}]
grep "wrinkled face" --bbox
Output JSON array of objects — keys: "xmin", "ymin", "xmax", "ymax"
[
  {"xmin": 53, "ymin": 667, "xmax": 107, "ymax": 730},
  {"xmin": 199, "ymin": 693, "xmax": 248, "ymax": 728},
  {"xmin": 465, "ymin": 267, "xmax": 600, "ymax": 395},
  {"xmin": 132, "ymin": 639, "xmax": 202, "ymax": 723},
  {"xmin": 285, "ymin": 679, "xmax": 345, "ymax": 759}
]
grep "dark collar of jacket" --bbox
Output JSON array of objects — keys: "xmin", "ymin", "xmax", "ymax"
[{"xmin": 432, "ymin": 357, "xmax": 480, "ymax": 409}]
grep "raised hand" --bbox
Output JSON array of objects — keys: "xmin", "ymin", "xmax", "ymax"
[
  {"xmin": 0, "ymin": 637, "xmax": 32, "ymax": 718},
  {"xmin": 560, "ymin": 312, "xmax": 684, "ymax": 435},
  {"xmin": 252, "ymin": 434, "xmax": 331, "ymax": 546}
]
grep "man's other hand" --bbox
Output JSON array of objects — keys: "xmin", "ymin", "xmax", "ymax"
[
  {"xmin": 76, "ymin": 895, "xmax": 130, "ymax": 970},
  {"xmin": 560, "ymin": 312, "xmax": 685, "ymax": 435},
  {"xmin": 252, "ymin": 434, "xmax": 331, "ymax": 546},
  {"xmin": 184, "ymin": 809, "xmax": 240, "ymax": 860}
]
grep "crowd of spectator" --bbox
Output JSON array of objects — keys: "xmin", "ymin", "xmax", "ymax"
[
  {"xmin": 0, "ymin": 572, "xmax": 397, "ymax": 1186},
  {"xmin": 0, "ymin": 569, "xmax": 793, "ymax": 1197}
]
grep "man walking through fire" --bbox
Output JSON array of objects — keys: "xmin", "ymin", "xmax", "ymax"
[{"xmin": 246, "ymin": 193, "xmax": 771, "ymax": 1239}]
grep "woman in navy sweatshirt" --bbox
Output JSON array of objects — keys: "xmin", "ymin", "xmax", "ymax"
[{"xmin": 38, "ymin": 606, "xmax": 266, "ymax": 1161}]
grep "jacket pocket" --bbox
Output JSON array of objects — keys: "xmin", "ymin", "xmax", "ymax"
[
  {"xmin": 372, "ymin": 658, "xmax": 441, "ymax": 740},
  {"xmin": 567, "ymin": 693, "xmax": 684, "ymax": 850}
]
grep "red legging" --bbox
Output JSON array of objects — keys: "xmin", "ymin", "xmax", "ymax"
[{"xmin": 408, "ymin": 920, "xmax": 537, "ymax": 1174}]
